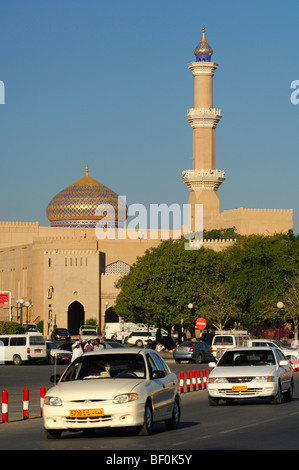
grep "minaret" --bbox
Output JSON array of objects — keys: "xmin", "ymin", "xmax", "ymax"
[{"xmin": 182, "ymin": 26, "xmax": 225, "ymax": 231}]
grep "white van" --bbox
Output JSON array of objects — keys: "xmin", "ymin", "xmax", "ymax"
[
  {"xmin": 211, "ymin": 330, "xmax": 251, "ymax": 359},
  {"xmin": 0, "ymin": 334, "xmax": 47, "ymax": 365},
  {"xmin": 103, "ymin": 322, "xmax": 157, "ymax": 340}
]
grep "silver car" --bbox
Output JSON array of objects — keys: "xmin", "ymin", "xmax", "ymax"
[
  {"xmin": 207, "ymin": 347, "xmax": 293, "ymax": 406},
  {"xmin": 43, "ymin": 348, "xmax": 180, "ymax": 439}
]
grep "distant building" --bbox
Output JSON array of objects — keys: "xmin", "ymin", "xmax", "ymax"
[{"xmin": 0, "ymin": 28, "xmax": 292, "ymax": 334}]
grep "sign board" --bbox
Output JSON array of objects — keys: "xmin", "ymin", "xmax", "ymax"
[
  {"xmin": 0, "ymin": 292, "xmax": 10, "ymax": 306},
  {"xmin": 195, "ymin": 317, "xmax": 207, "ymax": 330},
  {"xmin": 0, "ymin": 292, "xmax": 11, "ymax": 321}
]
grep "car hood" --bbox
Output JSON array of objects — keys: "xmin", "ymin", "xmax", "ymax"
[
  {"xmin": 50, "ymin": 349, "xmax": 71, "ymax": 355},
  {"xmin": 47, "ymin": 378, "xmax": 144, "ymax": 401},
  {"xmin": 210, "ymin": 365, "xmax": 276, "ymax": 377}
]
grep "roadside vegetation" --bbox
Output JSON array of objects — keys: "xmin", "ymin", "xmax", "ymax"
[{"xmin": 114, "ymin": 229, "xmax": 299, "ymax": 339}]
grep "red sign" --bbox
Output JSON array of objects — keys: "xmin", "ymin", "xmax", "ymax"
[
  {"xmin": 0, "ymin": 293, "xmax": 10, "ymax": 306},
  {"xmin": 195, "ymin": 317, "xmax": 207, "ymax": 330}
]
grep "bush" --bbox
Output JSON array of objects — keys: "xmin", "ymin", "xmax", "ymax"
[{"xmin": 0, "ymin": 321, "xmax": 26, "ymax": 335}]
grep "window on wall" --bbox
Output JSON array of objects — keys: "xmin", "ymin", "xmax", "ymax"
[{"xmin": 105, "ymin": 261, "xmax": 131, "ymax": 275}]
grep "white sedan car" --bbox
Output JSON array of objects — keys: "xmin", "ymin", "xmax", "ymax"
[
  {"xmin": 43, "ymin": 348, "xmax": 180, "ymax": 439},
  {"xmin": 207, "ymin": 347, "xmax": 293, "ymax": 406}
]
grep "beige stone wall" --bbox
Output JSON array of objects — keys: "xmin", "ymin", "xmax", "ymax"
[
  {"xmin": 0, "ymin": 213, "xmax": 293, "ymax": 333},
  {"xmin": 211, "ymin": 208, "xmax": 293, "ymax": 235}
]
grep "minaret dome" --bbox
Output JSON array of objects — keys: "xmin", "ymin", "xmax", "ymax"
[{"xmin": 194, "ymin": 25, "xmax": 213, "ymax": 62}]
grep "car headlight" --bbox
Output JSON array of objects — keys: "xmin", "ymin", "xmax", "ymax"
[
  {"xmin": 44, "ymin": 396, "xmax": 62, "ymax": 406},
  {"xmin": 112, "ymin": 393, "xmax": 138, "ymax": 404},
  {"xmin": 209, "ymin": 377, "xmax": 228, "ymax": 383},
  {"xmin": 254, "ymin": 376, "xmax": 275, "ymax": 382}
]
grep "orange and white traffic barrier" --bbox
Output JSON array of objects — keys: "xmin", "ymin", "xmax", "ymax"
[
  {"xmin": 192, "ymin": 370, "xmax": 196, "ymax": 391},
  {"xmin": 179, "ymin": 371, "xmax": 184, "ymax": 393},
  {"xmin": 2, "ymin": 389, "xmax": 8, "ymax": 423},
  {"xmin": 23, "ymin": 387, "xmax": 29, "ymax": 419},
  {"xmin": 186, "ymin": 371, "xmax": 191, "ymax": 392},
  {"xmin": 202, "ymin": 369, "xmax": 207, "ymax": 389},
  {"xmin": 40, "ymin": 385, "xmax": 46, "ymax": 416},
  {"xmin": 196, "ymin": 370, "xmax": 202, "ymax": 390}
]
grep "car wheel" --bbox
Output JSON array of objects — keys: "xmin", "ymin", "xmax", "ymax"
[
  {"xmin": 139, "ymin": 401, "xmax": 153, "ymax": 436},
  {"xmin": 44, "ymin": 429, "xmax": 62, "ymax": 439},
  {"xmin": 271, "ymin": 382, "xmax": 283, "ymax": 404},
  {"xmin": 165, "ymin": 398, "xmax": 180, "ymax": 430},
  {"xmin": 135, "ymin": 340, "xmax": 143, "ymax": 348},
  {"xmin": 208, "ymin": 395, "xmax": 219, "ymax": 406},
  {"xmin": 283, "ymin": 379, "xmax": 293, "ymax": 403},
  {"xmin": 13, "ymin": 355, "xmax": 22, "ymax": 366}
]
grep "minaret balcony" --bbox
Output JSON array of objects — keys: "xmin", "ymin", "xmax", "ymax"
[
  {"xmin": 188, "ymin": 62, "xmax": 218, "ymax": 77},
  {"xmin": 182, "ymin": 169, "xmax": 225, "ymax": 191},
  {"xmin": 186, "ymin": 108, "xmax": 222, "ymax": 129}
]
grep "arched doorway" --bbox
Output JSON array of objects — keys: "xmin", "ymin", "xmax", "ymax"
[
  {"xmin": 105, "ymin": 306, "xmax": 119, "ymax": 323},
  {"xmin": 68, "ymin": 301, "xmax": 84, "ymax": 335}
]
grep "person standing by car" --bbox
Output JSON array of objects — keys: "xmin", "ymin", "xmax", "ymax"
[
  {"xmin": 71, "ymin": 341, "xmax": 83, "ymax": 362},
  {"xmin": 93, "ymin": 338, "xmax": 104, "ymax": 351},
  {"xmin": 84, "ymin": 340, "xmax": 93, "ymax": 352},
  {"xmin": 155, "ymin": 342, "xmax": 165, "ymax": 353}
]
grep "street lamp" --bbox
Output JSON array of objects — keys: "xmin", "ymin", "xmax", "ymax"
[
  {"xmin": 277, "ymin": 301, "xmax": 284, "ymax": 341},
  {"xmin": 16, "ymin": 299, "xmax": 24, "ymax": 323}
]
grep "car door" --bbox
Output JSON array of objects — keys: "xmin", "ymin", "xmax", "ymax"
[
  {"xmin": 146, "ymin": 352, "xmax": 176, "ymax": 420},
  {"xmin": 274, "ymin": 348, "xmax": 292, "ymax": 391}
]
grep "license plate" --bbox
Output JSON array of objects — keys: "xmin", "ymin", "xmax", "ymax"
[
  {"xmin": 70, "ymin": 408, "xmax": 104, "ymax": 418},
  {"xmin": 34, "ymin": 349, "xmax": 42, "ymax": 353},
  {"xmin": 179, "ymin": 349, "xmax": 185, "ymax": 352},
  {"xmin": 232, "ymin": 386, "xmax": 248, "ymax": 392},
  {"xmin": 62, "ymin": 356, "xmax": 69, "ymax": 360},
  {"xmin": 61, "ymin": 337, "xmax": 65, "ymax": 340}
]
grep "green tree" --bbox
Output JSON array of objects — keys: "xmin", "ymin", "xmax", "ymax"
[
  {"xmin": 200, "ymin": 283, "xmax": 242, "ymax": 330},
  {"xmin": 223, "ymin": 233, "xmax": 299, "ymax": 326},
  {"xmin": 114, "ymin": 238, "xmax": 225, "ymax": 334}
]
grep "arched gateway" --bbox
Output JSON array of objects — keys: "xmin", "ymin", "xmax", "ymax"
[{"xmin": 67, "ymin": 301, "xmax": 84, "ymax": 335}]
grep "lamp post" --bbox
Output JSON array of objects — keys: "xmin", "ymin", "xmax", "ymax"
[
  {"xmin": 277, "ymin": 301, "xmax": 284, "ymax": 342},
  {"xmin": 16, "ymin": 299, "xmax": 24, "ymax": 323},
  {"xmin": 24, "ymin": 301, "xmax": 31, "ymax": 323}
]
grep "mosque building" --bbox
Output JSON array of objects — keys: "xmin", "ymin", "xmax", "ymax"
[{"xmin": 0, "ymin": 28, "xmax": 293, "ymax": 335}]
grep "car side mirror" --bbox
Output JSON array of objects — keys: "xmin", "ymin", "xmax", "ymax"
[
  {"xmin": 151, "ymin": 370, "xmax": 166, "ymax": 379},
  {"xmin": 50, "ymin": 374, "xmax": 61, "ymax": 383},
  {"xmin": 279, "ymin": 360, "xmax": 289, "ymax": 367}
]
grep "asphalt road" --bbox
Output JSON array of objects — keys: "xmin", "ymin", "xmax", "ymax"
[{"xmin": 1, "ymin": 359, "xmax": 299, "ymax": 453}]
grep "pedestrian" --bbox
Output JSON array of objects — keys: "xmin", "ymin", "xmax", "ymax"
[
  {"xmin": 84, "ymin": 339, "xmax": 94, "ymax": 352},
  {"xmin": 71, "ymin": 340, "xmax": 83, "ymax": 362},
  {"xmin": 155, "ymin": 342, "xmax": 165, "ymax": 353},
  {"xmin": 93, "ymin": 338, "xmax": 104, "ymax": 351}
]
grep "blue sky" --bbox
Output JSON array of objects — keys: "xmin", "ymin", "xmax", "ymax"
[{"xmin": 0, "ymin": 0, "xmax": 298, "ymax": 234}]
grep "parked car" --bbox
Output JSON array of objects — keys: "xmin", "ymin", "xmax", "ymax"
[
  {"xmin": 79, "ymin": 325, "xmax": 99, "ymax": 342},
  {"xmin": 207, "ymin": 347, "xmax": 293, "ymax": 406},
  {"xmin": 51, "ymin": 328, "xmax": 71, "ymax": 343},
  {"xmin": 81, "ymin": 340, "xmax": 126, "ymax": 351},
  {"xmin": 46, "ymin": 341, "xmax": 72, "ymax": 364},
  {"xmin": 126, "ymin": 331, "xmax": 156, "ymax": 347},
  {"xmin": 43, "ymin": 348, "xmax": 181, "ymax": 439},
  {"xmin": 247, "ymin": 338, "xmax": 299, "ymax": 360},
  {"xmin": 173, "ymin": 340, "xmax": 214, "ymax": 364},
  {"xmin": 0, "ymin": 334, "xmax": 46, "ymax": 365},
  {"xmin": 57, "ymin": 340, "xmax": 126, "ymax": 353}
]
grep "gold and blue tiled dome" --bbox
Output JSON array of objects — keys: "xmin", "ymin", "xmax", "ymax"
[
  {"xmin": 46, "ymin": 166, "xmax": 127, "ymax": 228},
  {"xmin": 194, "ymin": 25, "xmax": 213, "ymax": 62}
]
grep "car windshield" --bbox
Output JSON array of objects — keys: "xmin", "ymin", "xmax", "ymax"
[
  {"xmin": 217, "ymin": 350, "xmax": 275, "ymax": 367},
  {"xmin": 61, "ymin": 353, "xmax": 146, "ymax": 381}
]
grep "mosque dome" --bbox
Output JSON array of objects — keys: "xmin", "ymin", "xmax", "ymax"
[
  {"xmin": 194, "ymin": 25, "xmax": 213, "ymax": 62},
  {"xmin": 46, "ymin": 166, "xmax": 127, "ymax": 228}
]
